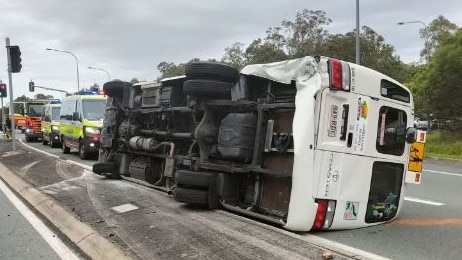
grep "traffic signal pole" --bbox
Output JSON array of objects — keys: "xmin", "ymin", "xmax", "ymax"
[{"xmin": 6, "ymin": 37, "xmax": 16, "ymax": 150}]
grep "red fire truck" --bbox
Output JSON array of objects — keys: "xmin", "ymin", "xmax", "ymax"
[{"xmin": 22, "ymin": 99, "xmax": 59, "ymax": 142}]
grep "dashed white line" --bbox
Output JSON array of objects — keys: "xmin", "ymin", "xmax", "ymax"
[
  {"xmin": 424, "ymin": 169, "xmax": 462, "ymax": 177},
  {"xmin": 404, "ymin": 197, "xmax": 445, "ymax": 206}
]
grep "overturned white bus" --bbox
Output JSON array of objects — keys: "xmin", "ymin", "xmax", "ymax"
[{"xmin": 93, "ymin": 56, "xmax": 425, "ymax": 231}]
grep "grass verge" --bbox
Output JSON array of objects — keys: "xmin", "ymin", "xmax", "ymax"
[{"xmin": 425, "ymin": 131, "xmax": 462, "ymax": 160}]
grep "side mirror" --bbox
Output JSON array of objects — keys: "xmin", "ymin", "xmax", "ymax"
[
  {"xmin": 72, "ymin": 111, "xmax": 81, "ymax": 121},
  {"xmin": 405, "ymin": 127, "xmax": 417, "ymax": 144}
]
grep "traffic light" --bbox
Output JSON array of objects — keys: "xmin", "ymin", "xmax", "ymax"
[
  {"xmin": 0, "ymin": 84, "xmax": 7, "ymax": 98},
  {"xmin": 29, "ymin": 81, "xmax": 35, "ymax": 92},
  {"xmin": 9, "ymin": 45, "xmax": 22, "ymax": 73}
]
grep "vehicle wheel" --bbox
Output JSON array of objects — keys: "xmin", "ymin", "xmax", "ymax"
[
  {"xmin": 185, "ymin": 62, "xmax": 238, "ymax": 83},
  {"xmin": 183, "ymin": 79, "xmax": 232, "ymax": 99},
  {"xmin": 174, "ymin": 187, "xmax": 208, "ymax": 205},
  {"xmin": 25, "ymin": 136, "xmax": 32, "ymax": 142},
  {"xmin": 175, "ymin": 170, "xmax": 215, "ymax": 188},
  {"xmin": 50, "ymin": 139, "xmax": 58, "ymax": 148},
  {"xmin": 93, "ymin": 162, "xmax": 119, "ymax": 179},
  {"xmin": 103, "ymin": 81, "xmax": 130, "ymax": 98},
  {"xmin": 79, "ymin": 142, "xmax": 90, "ymax": 160},
  {"xmin": 62, "ymin": 138, "xmax": 70, "ymax": 154}
]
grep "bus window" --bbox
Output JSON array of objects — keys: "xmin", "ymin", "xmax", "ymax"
[
  {"xmin": 380, "ymin": 79, "xmax": 410, "ymax": 103},
  {"xmin": 376, "ymin": 106, "xmax": 407, "ymax": 156},
  {"xmin": 366, "ymin": 161, "xmax": 404, "ymax": 223}
]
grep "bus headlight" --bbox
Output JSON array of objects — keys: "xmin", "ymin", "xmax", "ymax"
[{"xmin": 84, "ymin": 126, "xmax": 100, "ymax": 135}]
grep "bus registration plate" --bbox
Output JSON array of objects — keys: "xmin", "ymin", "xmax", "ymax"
[{"xmin": 328, "ymin": 105, "xmax": 338, "ymax": 137}]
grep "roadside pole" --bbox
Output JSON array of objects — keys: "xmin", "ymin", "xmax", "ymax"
[
  {"xmin": 1, "ymin": 95, "xmax": 4, "ymax": 139},
  {"xmin": 6, "ymin": 37, "xmax": 16, "ymax": 150},
  {"xmin": 1, "ymin": 79, "xmax": 4, "ymax": 139}
]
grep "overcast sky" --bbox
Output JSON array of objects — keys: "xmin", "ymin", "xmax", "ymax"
[{"xmin": 0, "ymin": 0, "xmax": 461, "ymax": 100}]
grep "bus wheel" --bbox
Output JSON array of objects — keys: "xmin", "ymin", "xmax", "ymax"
[
  {"xmin": 62, "ymin": 139, "xmax": 70, "ymax": 154},
  {"xmin": 175, "ymin": 170, "xmax": 215, "ymax": 188},
  {"xmin": 25, "ymin": 136, "xmax": 32, "ymax": 142},
  {"xmin": 174, "ymin": 187, "xmax": 208, "ymax": 205},
  {"xmin": 183, "ymin": 79, "xmax": 232, "ymax": 99},
  {"xmin": 79, "ymin": 143, "xmax": 90, "ymax": 160},
  {"xmin": 185, "ymin": 62, "xmax": 238, "ymax": 83},
  {"xmin": 93, "ymin": 162, "xmax": 120, "ymax": 179},
  {"xmin": 174, "ymin": 180, "xmax": 219, "ymax": 209}
]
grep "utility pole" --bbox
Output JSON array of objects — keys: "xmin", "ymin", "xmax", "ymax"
[{"xmin": 355, "ymin": 0, "xmax": 360, "ymax": 65}]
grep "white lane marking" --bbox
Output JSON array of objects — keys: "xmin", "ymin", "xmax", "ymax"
[
  {"xmin": 0, "ymin": 178, "xmax": 80, "ymax": 260},
  {"xmin": 18, "ymin": 139, "xmax": 60, "ymax": 159},
  {"xmin": 111, "ymin": 203, "xmax": 139, "ymax": 213},
  {"xmin": 404, "ymin": 197, "xmax": 445, "ymax": 206},
  {"xmin": 424, "ymin": 169, "xmax": 462, "ymax": 177}
]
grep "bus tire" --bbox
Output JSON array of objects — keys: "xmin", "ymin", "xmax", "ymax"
[
  {"xmin": 185, "ymin": 62, "xmax": 238, "ymax": 83},
  {"xmin": 93, "ymin": 162, "xmax": 119, "ymax": 179},
  {"xmin": 175, "ymin": 170, "xmax": 215, "ymax": 188},
  {"xmin": 183, "ymin": 79, "xmax": 232, "ymax": 99},
  {"xmin": 25, "ymin": 136, "xmax": 32, "ymax": 142},
  {"xmin": 103, "ymin": 81, "xmax": 130, "ymax": 98},
  {"xmin": 174, "ymin": 187, "xmax": 208, "ymax": 205}
]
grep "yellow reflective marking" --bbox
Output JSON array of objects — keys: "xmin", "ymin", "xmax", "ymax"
[{"xmin": 409, "ymin": 142, "xmax": 425, "ymax": 172}]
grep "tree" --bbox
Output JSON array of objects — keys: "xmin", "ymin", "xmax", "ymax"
[
  {"xmin": 281, "ymin": 9, "xmax": 332, "ymax": 57},
  {"xmin": 221, "ymin": 42, "xmax": 246, "ymax": 69},
  {"xmin": 244, "ymin": 38, "xmax": 288, "ymax": 64},
  {"xmin": 421, "ymin": 28, "xmax": 462, "ymax": 130},
  {"xmin": 156, "ymin": 58, "xmax": 202, "ymax": 80},
  {"xmin": 130, "ymin": 78, "xmax": 140, "ymax": 84},
  {"xmin": 15, "ymin": 95, "xmax": 29, "ymax": 102},
  {"xmin": 157, "ymin": 61, "xmax": 186, "ymax": 79},
  {"xmin": 34, "ymin": 93, "xmax": 53, "ymax": 99},
  {"xmin": 421, "ymin": 16, "xmax": 458, "ymax": 62},
  {"xmin": 323, "ymin": 26, "xmax": 408, "ymax": 82}
]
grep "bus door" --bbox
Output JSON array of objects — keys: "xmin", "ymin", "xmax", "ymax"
[{"xmin": 314, "ymin": 86, "xmax": 411, "ymax": 229}]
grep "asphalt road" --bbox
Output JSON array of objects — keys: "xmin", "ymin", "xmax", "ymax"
[
  {"xmin": 0, "ymin": 178, "xmax": 64, "ymax": 260},
  {"xmin": 12, "ymin": 135, "xmax": 462, "ymax": 259},
  {"xmin": 1, "ymin": 137, "xmax": 363, "ymax": 260}
]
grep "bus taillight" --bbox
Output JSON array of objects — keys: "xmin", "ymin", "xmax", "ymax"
[
  {"xmin": 312, "ymin": 199, "xmax": 336, "ymax": 230},
  {"xmin": 329, "ymin": 58, "xmax": 351, "ymax": 92}
]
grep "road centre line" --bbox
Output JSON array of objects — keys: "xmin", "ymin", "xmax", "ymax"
[
  {"xmin": 424, "ymin": 169, "xmax": 462, "ymax": 177},
  {"xmin": 404, "ymin": 197, "xmax": 445, "ymax": 206}
]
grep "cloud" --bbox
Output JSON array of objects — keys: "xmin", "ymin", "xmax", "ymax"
[{"xmin": 0, "ymin": 0, "xmax": 460, "ymax": 99}]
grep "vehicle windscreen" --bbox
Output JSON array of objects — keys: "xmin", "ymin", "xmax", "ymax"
[
  {"xmin": 52, "ymin": 107, "xmax": 61, "ymax": 120},
  {"xmin": 82, "ymin": 99, "xmax": 106, "ymax": 120},
  {"xmin": 28, "ymin": 104, "xmax": 44, "ymax": 117}
]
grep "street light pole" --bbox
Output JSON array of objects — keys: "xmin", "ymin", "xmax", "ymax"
[
  {"xmin": 397, "ymin": 20, "xmax": 429, "ymax": 63},
  {"xmin": 87, "ymin": 66, "xmax": 111, "ymax": 82},
  {"xmin": 46, "ymin": 48, "xmax": 80, "ymax": 92},
  {"xmin": 355, "ymin": 0, "xmax": 360, "ymax": 65}
]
